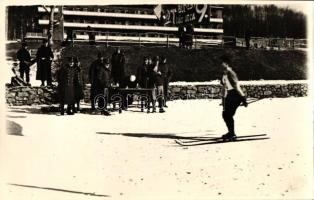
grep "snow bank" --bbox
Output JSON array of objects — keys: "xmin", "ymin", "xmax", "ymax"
[{"xmin": 170, "ymin": 80, "xmax": 308, "ymax": 86}]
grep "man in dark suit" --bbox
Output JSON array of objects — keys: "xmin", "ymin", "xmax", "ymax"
[
  {"xmin": 16, "ymin": 42, "xmax": 32, "ymax": 85},
  {"xmin": 89, "ymin": 53, "xmax": 111, "ymax": 115},
  {"xmin": 111, "ymin": 47, "xmax": 126, "ymax": 86},
  {"xmin": 57, "ymin": 57, "xmax": 78, "ymax": 115},
  {"xmin": 220, "ymin": 55, "xmax": 248, "ymax": 140}
]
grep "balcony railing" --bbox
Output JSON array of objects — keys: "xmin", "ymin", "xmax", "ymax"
[
  {"xmin": 62, "ymin": 10, "xmax": 157, "ymax": 20},
  {"xmin": 38, "ymin": 19, "xmax": 224, "ymax": 34},
  {"xmin": 65, "ymin": 30, "xmax": 222, "ymax": 48},
  {"xmin": 24, "ymin": 32, "xmax": 46, "ymax": 39},
  {"xmin": 224, "ymin": 36, "xmax": 307, "ymax": 50}
]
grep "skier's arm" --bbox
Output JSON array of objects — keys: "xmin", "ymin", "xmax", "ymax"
[
  {"xmin": 235, "ymin": 83, "xmax": 245, "ymax": 97},
  {"xmin": 229, "ymin": 70, "xmax": 247, "ymax": 107}
]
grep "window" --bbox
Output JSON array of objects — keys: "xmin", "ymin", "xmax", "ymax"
[{"xmin": 216, "ymin": 10, "xmax": 222, "ymax": 18}]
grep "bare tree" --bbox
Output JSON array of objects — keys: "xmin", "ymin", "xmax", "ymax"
[{"xmin": 42, "ymin": 5, "xmax": 56, "ymax": 45}]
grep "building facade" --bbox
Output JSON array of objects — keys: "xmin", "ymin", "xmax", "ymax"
[{"xmin": 8, "ymin": 5, "xmax": 224, "ymax": 45}]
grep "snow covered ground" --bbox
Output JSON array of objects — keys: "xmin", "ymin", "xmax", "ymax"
[{"xmin": 0, "ymin": 97, "xmax": 313, "ymax": 200}]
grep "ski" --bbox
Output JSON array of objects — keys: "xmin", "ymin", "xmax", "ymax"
[
  {"xmin": 175, "ymin": 136, "xmax": 270, "ymax": 146},
  {"xmin": 175, "ymin": 134, "xmax": 267, "ymax": 144}
]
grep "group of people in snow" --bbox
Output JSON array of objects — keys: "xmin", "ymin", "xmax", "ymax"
[
  {"xmin": 57, "ymin": 48, "xmax": 174, "ymax": 116},
  {"xmin": 16, "ymin": 40, "xmax": 247, "ymax": 140},
  {"xmin": 16, "ymin": 39, "xmax": 53, "ymax": 87}
]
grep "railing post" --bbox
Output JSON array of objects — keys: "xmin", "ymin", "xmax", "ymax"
[
  {"xmin": 167, "ymin": 34, "xmax": 169, "ymax": 48},
  {"xmin": 139, "ymin": 33, "xmax": 141, "ymax": 47},
  {"xmin": 194, "ymin": 36, "xmax": 197, "ymax": 49}
]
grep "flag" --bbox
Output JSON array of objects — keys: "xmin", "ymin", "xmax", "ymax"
[{"xmin": 154, "ymin": 4, "xmax": 162, "ymax": 19}]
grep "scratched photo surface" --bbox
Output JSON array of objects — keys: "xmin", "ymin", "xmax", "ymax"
[{"xmin": 0, "ymin": 1, "xmax": 313, "ymax": 200}]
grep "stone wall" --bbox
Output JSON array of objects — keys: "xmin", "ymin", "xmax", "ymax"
[
  {"xmin": 168, "ymin": 81, "xmax": 308, "ymax": 100},
  {"xmin": 5, "ymin": 81, "xmax": 308, "ymax": 106},
  {"xmin": 5, "ymin": 86, "xmax": 58, "ymax": 106}
]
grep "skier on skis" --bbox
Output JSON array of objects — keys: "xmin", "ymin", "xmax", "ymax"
[{"xmin": 220, "ymin": 55, "xmax": 248, "ymax": 141}]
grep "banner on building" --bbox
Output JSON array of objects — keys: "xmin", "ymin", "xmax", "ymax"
[{"xmin": 175, "ymin": 5, "xmax": 210, "ymax": 25}]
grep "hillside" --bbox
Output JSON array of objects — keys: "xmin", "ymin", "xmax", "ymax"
[
  {"xmin": 6, "ymin": 42, "xmax": 307, "ymax": 83},
  {"xmin": 61, "ymin": 45, "xmax": 306, "ymax": 82}
]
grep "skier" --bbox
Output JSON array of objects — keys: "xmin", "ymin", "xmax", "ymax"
[{"xmin": 220, "ymin": 55, "xmax": 248, "ymax": 141}]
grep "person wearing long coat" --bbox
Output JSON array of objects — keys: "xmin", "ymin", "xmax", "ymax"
[
  {"xmin": 36, "ymin": 39, "xmax": 54, "ymax": 86},
  {"xmin": 89, "ymin": 53, "xmax": 111, "ymax": 115},
  {"xmin": 136, "ymin": 57, "xmax": 149, "ymax": 88},
  {"xmin": 159, "ymin": 56, "xmax": 173, "ymax": 107},
  {"xmin": 57, "ymin": 57, "xmax": 78, "ymax": 115},
  {"xmin": 136, "ymin": 57, "xmax": 150, "ymax": 111},
  {"xmin": 111, "ymin": 48, "xmax": 125, "ymax": 86},
  {"xmin": 74, "ymin": 57, "xmax": 85, "ymax": 112}
]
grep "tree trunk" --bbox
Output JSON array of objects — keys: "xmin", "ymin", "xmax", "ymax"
[{"xmin": 48, "ymin": 6, "xmax": 55, "ymax": 45}]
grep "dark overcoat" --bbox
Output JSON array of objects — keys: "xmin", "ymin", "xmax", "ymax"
[
  {"xmin": 57, "ymin": 64, "xmax": 78, "ymax": 104},
  {"xmin": 36, "ymin": 45, "xmax": 53, "ymax": 81},
  {"xmin": 136, "ymin": 64, "xmax": 148, "ymax": 88},
  {"xmin": 111, "ymin": 52, "xmax": 125, "ymax": 83},
  {"xmin": 89, "ymin": 59, "xmax": 111, "ymax": 100}
]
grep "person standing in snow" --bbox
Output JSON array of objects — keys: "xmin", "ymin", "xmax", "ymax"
[
  {"xmin": 147, "ymin": 56, "xmax": 165, "ymax": 113},
  {"xmin": 16, "ymin": 42, "xmax": 32, "ymax": 85},
  {"xmin": 220, "ymin": 55, "xmax": 248, "ymax": 140},
  {"xmin": 159, "ymin": 56, "xmax": 173, "ymax": 107},
  {"xmin": 111, "ymin": 47, "xmax": 125, "ymax": 87},
  {"xmin": 89, "ymin": 53, "xmax": 111, "ymax": 116},
  {"xmin": 74, "ymin": 57, "xmax": 85, "ymax": 112},
  {"xmin": 36, "ymin": 39, "xmax": 54, "ymax": 87},
  {"xmin": 57, "ymin": 57, "xmax": 78, "ymax": 115},
  {"xmin": 136, "ymin": 57, "xmax": 149, "ymax": 111}
]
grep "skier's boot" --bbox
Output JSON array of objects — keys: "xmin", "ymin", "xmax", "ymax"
[{"xmin": 222, "ymin": 133, "xmax": 237, "ymax": 141}]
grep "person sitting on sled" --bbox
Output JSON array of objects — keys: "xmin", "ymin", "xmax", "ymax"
[{"xmin": 220, "ymin": 55, "xmax": 248, "ymax": 141}]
